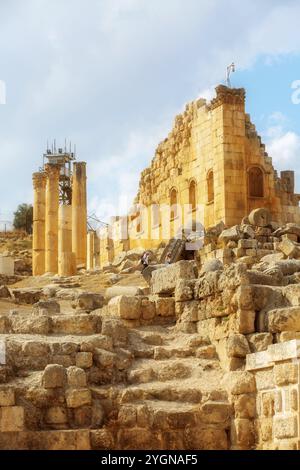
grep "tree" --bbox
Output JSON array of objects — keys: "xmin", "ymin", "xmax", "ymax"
[{"xmin": 13, "ymin": 204, "xmax": 33, "ymax": 234}]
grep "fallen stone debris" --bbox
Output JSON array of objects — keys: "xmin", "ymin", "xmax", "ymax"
[{"xmin": 0, "ymin": 209, "xmax": 300, "ymax": 450}]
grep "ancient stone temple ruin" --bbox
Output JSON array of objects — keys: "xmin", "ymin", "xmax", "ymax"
[
  {"xmin": 98, "ymin": 85, "xmax": 300, "ymax": 267},
  {"xmin": 1, "ymin": 85, "xmax": 300, "ymax": 450},
  {"xmin": 32, "ymin": 146, "xmax": 87, "ymax": 277}
]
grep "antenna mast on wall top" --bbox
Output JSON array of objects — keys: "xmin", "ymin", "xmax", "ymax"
[{"xmin": 226, "ymin": 62, "xmax": 235, "ymax": 88}]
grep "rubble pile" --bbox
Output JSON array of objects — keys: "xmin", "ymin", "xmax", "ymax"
[{"xmin": 0, "ymin": 209, "xmax": 300, "ymax": 449}]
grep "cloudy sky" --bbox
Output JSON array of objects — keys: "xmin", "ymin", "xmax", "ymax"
[{"xmin": 0, "ymin": 0, "xmax": 299, "ymax": 226}]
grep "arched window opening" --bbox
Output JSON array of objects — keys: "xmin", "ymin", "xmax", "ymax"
[
  {"xmin": 207, "ymin": 170, "xmax": 214, "ymax": 203},
  {"xmin": 189, "ymin": 180, "xmax": 197, "ymax": 211},
  {"xmin": 248, "ymin": 166, "xmax": 264, "ymax": 198}
]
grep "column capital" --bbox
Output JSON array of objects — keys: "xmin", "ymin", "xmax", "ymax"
[
  {"xmin": 45, "ymin": 163, "xmax": 61, "ymax": 178},
  {"xmin": 32, "ymin": 171, "xmax": 47, "ymax": 189},
  {"xmin": 73, "ymin": 161, "xmax": 87, "ymax": 179},
  {"xmin": 207, "ymin": 85, "xmax": 245, "ymax": 111}
]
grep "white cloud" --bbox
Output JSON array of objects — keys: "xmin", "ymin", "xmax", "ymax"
[
  {"xmin": 267, "ymin": 131, "xmax": 300, "ymax": 166},
  {"xmin": 1, "ymin": 0, "xmax": 300, "ymax": 217},
  {"xmin": 264, "ymin": 110, "xmax": 300, "ymax": 190},
  {"xmin": 197, "ymin": 86, "xmax": 217, "ymax": 102}
]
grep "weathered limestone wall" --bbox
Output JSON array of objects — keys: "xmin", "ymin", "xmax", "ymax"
[
  {"xmin": 99, "ymin": 85, "xmax": 300, "ymax": 267},
  {"xmin": 72, "ymin": 162, "xmax": 87, "ymax": 268},
  {"xmin": 136, "ymin": 85, "xmax": 299, "ymax": 230},
  {"xmin": 247, "ymin": 340, "xmax": 300, "ymax": 450},
  {"xmin": 32, "ymin": 172, "xmax": 47, "ymax": 276}
]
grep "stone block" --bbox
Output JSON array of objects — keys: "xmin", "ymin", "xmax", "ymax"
[
  {"xmin": 67, "ymin": 366, "xmax": 87, "ymax": 388},
  {"xmin": 0, "ymin": 388, "xmax": 15, "ymax": 406},
  {"xmin": 275, "ymin": 390, "xmax": 283, "ymax": 412},
  {"xmin": 10, "ymin": 314, "xmax": 50, "ymax": 335},
  {"xmin": 118, "ymin": 406, "xmax": 137, "ymax": 427},
  {"xmin": 219, "ymin": 225, "xmax": 241, "ymax": 242},
  {"xmin": 72, "ymin": 292, "xmax": 104, "ymax": 312},
  {"xmin": 277, "ymin": 332, "xmax": 300, "ymax": 342},
  {"xmin": 117, "ymin": 428, "xmax": 163, "ymax": 450},
  {"xmin": 274, "ymin": 363, "xmax": 298, "ymax": 386},
  {"xmin": 94, "ymin": 349, "xmax": 115, "ymax": 368},
  {"xmin": 175, "ymin": 279, "xmax": 195, "ymax": 302},
  {"xmin": 201, "ymin": 259, "xmax": 223, "ymax": 273},
  {"xmin": 108, "ymin": 295, "xmax": 141, "ymax": 320},
  {"xmin": 11, "ymin": 288, "xmax": 42, "ymax": 304},
  {"xmin": 194, "ymin": 271, "xmax": 220, "ymax": 300},
  {"xmin": 51, "ymin": 314, "xmax": 100, "ymax": 335},
  {"xmin": 196, "ymin": 345, "xmax": 216, "ymax": 359},
  {"xmin": 33, "ymin": 299, "xmax": 60, "ymax": 315},
  {"xmin": 282, "ymin": 233, "xmax": 298, "ymax": 242},
  {"xmin": 229, "ymin": 309, "xmax": 255, "ymax": 335},
  {"xmin": 231, "ymin": 418, "xmax": 255, "ymax": 448},
  {"xmin": 141, "ymin": 298, "xmax": 156, "ymax": 320},
  {"xmin": 283, "ymin": 284, "xmax": 300, "ymax": 306},
  {"xmin": 42, "ymin": 364, "xmax": 66, "ymax": 389},
  {"xmin": 276, "ymin": 440, "xmax": 297, "ymax": 450},
  {"xmin": 76, "ymin": 352, "xmax": 93, "ymax": 369},
  {"xmin": 235, "ymin": 285, "xmax": 253, "ymax": 310},
  {"xmin": 90, "ymin": 429, "xmax": 114, "ymax": 450},
  {"xmin": 73, "ymin": 405, "xmax": 92, "ymax": 427},
  {"xmin": 0, "ymin": 406, "xmax": 24, "ymax": 431},
  {"xmin": 254, "ymin": 369, "xmax": 274, "ymax": 391},
  {"xmin": 0, "ymin": 257, "xmax": 14, "ymax": 276},
  {"xmin": 101, "ymin": 318, "xmax": 128, "ymax": 346},
  {"xmin": 23, "ymin": 340, "xmax": 50, "ymax": 357},
  {"xmin": 65, "ymin": 389, "xmax": 92, "ymax": 408},
  {"xmin": 261, "ymin": 391, "xmax": 275, "ymax": 417},
  {"xmin": 0, "ymin": 286, "xmax": 11, "ymax": 298},
  {"xmin": 184, "ymin": 426, "xmax": 228, "ymax": 450},
  {"xmin": 234, "ymin": 393, "xmax": 256, "ymax": 419},
  {"xmin": 245, "ymin": 249, "xmax": 257, "ymax": 256},
  {"xmin": 290, "ymin": 388, "xmax": 298, "ymax": 411},
  {"xmin": 0, "ymin": 315, "xmax": 8, "ymax": 333},
  {"xmin": 91, "ymin": 401, "xmax": 104, "ymax": 427},
  {"xmin": 279, "ymin": 238, "xmax": 300, "ymax": 258},
  {"xmin": 247, "ymin": 333, "xmax": 273, "ymax": 353},
  {"xmin": 259, "ymin": 417, "xmax": 273, "ymax": 442},
  {"xmin": 155, "ymin": 297, "xmax": 175, "ymax": 317},
  {"xmin": 45, "ymin": 407, "xmax": 68, "ymax": 424},
  {"xmin": 223, "ymin": 371, "xmax": 256, "ymax": 395},
  {"xmin": 199, "ymin": 401, "xmax": 232, "ymax": 424},
  {"xmin": 267, "ymin": 307, "xmax": 300, "ymax": 333},
  {"xmin": 151, "ymin": 261, "xmax": 195, "ymax": 295},
  {"xmin": 273, "ymin": 416, "xmax": 297, "ymax": 439},
  {"xmin": 226, "ymin": 334, "xmax": 250, "ymax": 358},
  {"xmin": 238, "ymin": 239, "xmax": 257, "ymax": 249},
  {"xmin": 268, "ymin": 340, "xmax": 300, "ymax": 362}
]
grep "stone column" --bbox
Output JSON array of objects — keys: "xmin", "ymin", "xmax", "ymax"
[
  {"xmin": 87, "ymin": 230, "xmax": 95, "ymax": 270},
  {"xmin": 45, "ymin": 164, "xmax": 60, "ymax": 273},
  {"xmin": 32, "ymin": 172, "xmax": 47, "ymax": 276},
  {"xmin": 94, "ymin": 232, "xmax": 100, "ymax": 268},
  {"xmin": 58, "ymin": 205, "xmax": 76, "ymax": 276},
  {"xmin": 72, "ymin": 162, "xmax": 87, "ymax": 268}
]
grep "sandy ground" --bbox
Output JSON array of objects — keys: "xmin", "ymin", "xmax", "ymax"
[{"xmin": 10, "ymin": 271, "xmax": 148, "ymax": 292}]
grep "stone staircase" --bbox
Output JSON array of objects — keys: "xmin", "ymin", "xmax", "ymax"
[
  {"xmin": 96, "ymin": 325, "xmax": 232, "ymax": 450},
  {"xmin": 0, "ymin": 310, "xmax": 232, "ymax": 450}
]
